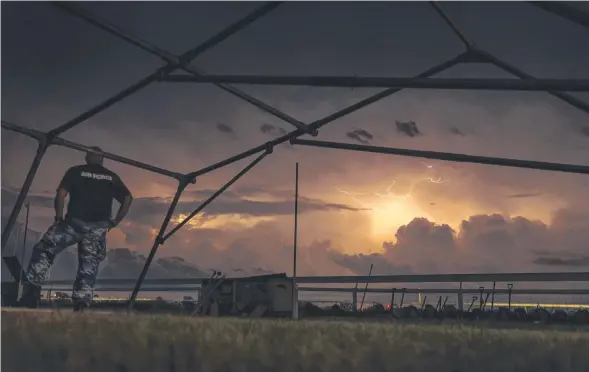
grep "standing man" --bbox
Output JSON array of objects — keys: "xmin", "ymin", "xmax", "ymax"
[{"xmin": 19, "ymin": 147, "xmax": 133, "ymax": 311}]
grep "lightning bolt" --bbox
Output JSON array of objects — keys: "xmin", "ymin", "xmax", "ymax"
[{"xmin": 336, "ymin": 163, "xmax": 446, "ymax": 208}]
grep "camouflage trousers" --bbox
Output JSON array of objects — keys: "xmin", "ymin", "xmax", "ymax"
[{"xmin": 26, "ymin": 218, "xmax": 109, "ymax": 304}]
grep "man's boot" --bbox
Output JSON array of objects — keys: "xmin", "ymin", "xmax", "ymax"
[
  {"xmin": 72, "ymin": 299, "xmax": 89, "ymax": 313},
  {"xmin": 18, "ymin": 282, "xmax": 41, "ymax": 309}
]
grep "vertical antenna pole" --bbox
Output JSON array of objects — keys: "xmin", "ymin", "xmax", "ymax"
[
  {"xmin": 293, "ymin": 162, "xmax": 299, "ymax": 278},
  {"xmin": 292, "ymin": 162, "xmax": 299, "ymax": 319}
]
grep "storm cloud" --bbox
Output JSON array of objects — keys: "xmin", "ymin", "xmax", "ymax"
[
  {"xmin": 507, "ymin": 192, "xmax": 542, "ymax": 199},
  {"xmin": 216, "ymin": 123, "xmax": 234, "ymax": 134},
  {"xmin": 533, "ymin": 255, "xmax": 589, "ymax": 268},
  {"xmin": 449, "ymin": 127, "xmax": 466, "ymax": 136},
  {"xmin": 395, "ymin": 121, "xmax": 422, "ymax": 137},
  {"xmin": 260, "ymin": 123, "xmax": 287, "ymax": 136},
  {"xmin": 346, "ymin": 129, "xmax": 374, "ymax": 144}
]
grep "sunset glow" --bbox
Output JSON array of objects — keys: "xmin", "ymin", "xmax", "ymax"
[
  {"xmin": 336, "ymin": 171, "xmax": 442, "ymax": 240},
  {"xmin": 370, "ymin": 198, "xmax": 432, "ymax": 239}
]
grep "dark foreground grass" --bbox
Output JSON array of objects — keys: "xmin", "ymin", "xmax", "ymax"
[{"xmin": 2, "ymin": 311, "xmax": 589, "ymax": 372}]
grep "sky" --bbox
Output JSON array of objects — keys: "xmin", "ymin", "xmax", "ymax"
[{"xmin": 2, "ymin": 1, "xmax": 589, "ymax": 280}]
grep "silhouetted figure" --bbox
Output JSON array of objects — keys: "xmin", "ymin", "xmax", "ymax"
[{"xmin": 19, "ymin": 147, "xmax": 133, "ymax": 311}]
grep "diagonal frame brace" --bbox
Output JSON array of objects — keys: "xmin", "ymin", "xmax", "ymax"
[
  {"xmin": 477, "ymin": 49, "xmax": 589, "ymax": 115},
  {"xmin": 163, "ymin": 150, "xmax": 271, "ymax": 242},
  {"xmin": 126, "ymin": 179, "xmax": 189, "ymax": 309},
  {"xmin": 52, "ymin": 2, "xmax": 318, "ymax": 136},
  {"xmin": 127, "ymin": 149, "xmax": 271, "ymax": 307},
  {"xmin": 528, "ymin": 1, "xmax": 589, "ymax": 30},
  {"xmin": 429, "ymin": 1, "xmax": 589, "ymax": 116},
  {"xmin": 1, "ymin": 142, "xmax": 50, "ymax": 252},
  {"xmin": 429, "ymin": 1, "xmax": 473, "ymax": 50}
]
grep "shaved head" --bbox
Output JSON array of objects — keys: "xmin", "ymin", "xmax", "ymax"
[{"xmin": 85, "ymin": 146, "xmax": 104, "ymax": 166}]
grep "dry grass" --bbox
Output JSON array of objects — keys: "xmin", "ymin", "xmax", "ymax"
[{"xmin": 2, "ymin": 310, "xmax": 589, "ymax": 372}]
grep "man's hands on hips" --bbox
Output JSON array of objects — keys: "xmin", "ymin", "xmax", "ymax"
[{"xmin": 107, "ymin": 218, "xmax": 119, "ymax": 231}]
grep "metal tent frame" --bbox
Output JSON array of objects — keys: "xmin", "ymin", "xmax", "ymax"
[{"xmin": 2, "ymin": 1, "xmax": 588, "ymax": 309}]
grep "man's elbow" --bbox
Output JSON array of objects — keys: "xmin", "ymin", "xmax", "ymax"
[
  {"xmin": 55, "ymin": 188, "xmax": 68, "ymax": 201},
  {"xmin": 125, "ymin": 193, "xmax": 134, "ymax": 205}
]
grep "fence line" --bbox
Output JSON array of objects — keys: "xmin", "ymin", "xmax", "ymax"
[{"xmin": 26, "ymin": 271, "xmax": 589, "ymax": 287}]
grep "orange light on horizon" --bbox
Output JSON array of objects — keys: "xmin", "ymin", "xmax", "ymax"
[
  {"xmin": 169, "ymin": 213, "xmax": 275, "ymax": 231},
  {"xmin": 170, "ymin": 213, "xmax": 202, "ymax": 230},
  {"xmin": 370, "ymin": 198, "xmax": 432, "ymax": 239}
]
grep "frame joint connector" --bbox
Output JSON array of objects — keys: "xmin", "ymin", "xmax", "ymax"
[
  {"xmin": 458, "ymin": 47, "xmax": 487, "ymax": 63},
  {"xmin": 155, "ymin": 68, "xmax": 169, "ymax": 82},
  {"xmin": 42, "ymin": 132, "xmax": 57, "ymax": 148},
  {"xmin": 180, "ymin": 175, "xmax": 195, "ymax": 187}
]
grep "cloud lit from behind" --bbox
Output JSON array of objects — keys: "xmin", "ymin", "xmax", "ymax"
[{"xmin": 170, "ymin": 213, "xmax": 275, "ymax": 231}]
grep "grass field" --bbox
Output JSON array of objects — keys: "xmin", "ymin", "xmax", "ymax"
[{"xmin": 2, "ymin": 311, "xmax": 589, "ymax": 372}]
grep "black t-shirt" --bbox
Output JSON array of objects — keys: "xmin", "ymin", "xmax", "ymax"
[{"xmin": 58, "ymin": 164, "xmax": 130, "ymax": 223}]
